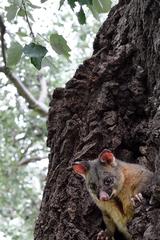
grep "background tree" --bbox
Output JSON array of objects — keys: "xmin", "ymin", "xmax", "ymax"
[{"xmin": 34, "ymin": 0, "xmax": 160, "ymax": 240}]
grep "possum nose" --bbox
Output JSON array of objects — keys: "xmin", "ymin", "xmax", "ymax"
[{"xmin": 99, "ymin": 190, "xmax": 110, "ymax": 201}]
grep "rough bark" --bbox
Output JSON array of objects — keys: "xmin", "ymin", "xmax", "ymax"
[{"xmin": 34, "ymin": 0, "xmax": 160, "ymax": 239}]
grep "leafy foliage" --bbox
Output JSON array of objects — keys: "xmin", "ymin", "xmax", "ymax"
[
  {"xmin": 0, "ymin": 98, "xmax": 47, "ymax": 240},
  {"xmin": 2, "ymin": 0, "xmax": 112, "ymax": 69},
  {"xmin": 66, "ymin": 0, "xmax": 112, "ymax": 23}
]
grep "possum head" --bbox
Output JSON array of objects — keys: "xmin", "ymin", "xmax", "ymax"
[{"xmin": 72, "ymin": 149, "xmax": 124, "ymax": 201}]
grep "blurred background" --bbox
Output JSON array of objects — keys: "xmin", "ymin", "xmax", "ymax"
[{"xmin": 0, "ymin": 0, "xmax": 117, "ymax": 239}]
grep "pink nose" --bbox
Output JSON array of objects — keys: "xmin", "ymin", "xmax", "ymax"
[{"xmin": 99, "ymin": 190, "xmax": 110, "ymax": 201}]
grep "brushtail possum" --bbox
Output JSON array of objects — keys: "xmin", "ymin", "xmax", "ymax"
[{"xmin": 72, "ymin": 149, "xmax": 153, "ymax": 240}]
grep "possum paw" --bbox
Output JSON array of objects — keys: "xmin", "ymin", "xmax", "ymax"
[
  {"xmin": 97, "ymin": 230, "xmax": 110, "ymax": 240},
  {"xmin": 131, "ymin": 193, "xmax": 143, "ymax": 206}
]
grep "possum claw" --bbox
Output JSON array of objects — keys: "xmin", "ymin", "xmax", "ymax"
[
  {"xmin": 131, "ymin": 193, "xmax": 143, "ymax": 206},
  {"xmin": 97, "ymin": 230, "xmax": 110, "ymax": 240}
]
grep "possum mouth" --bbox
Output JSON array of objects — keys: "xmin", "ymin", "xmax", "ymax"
[
  {"xmin": 99, "ymin": 190, "xmax": 110, "ymax": 201},
  {"xmin": 99, "ymin": 189, "xmax": 117, "ymax": 201}
]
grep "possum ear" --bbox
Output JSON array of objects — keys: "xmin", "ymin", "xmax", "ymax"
[
  {"xmin": 72, "ymin": 161, "xmax": 89, "ymax": 177},
  {"xmin": 99, "ymin": 149, "xmax": 117, "ymax": 166}
]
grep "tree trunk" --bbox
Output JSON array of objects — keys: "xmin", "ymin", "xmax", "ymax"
[{"xmin": 34, "ymin": 0, "xmax": 160, "ymax": 239}]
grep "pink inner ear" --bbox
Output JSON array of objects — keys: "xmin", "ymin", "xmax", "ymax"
[
  {"xmin": 72, "ymin": 163, "xmax": 87, "ymax": 175},
  {"xmin": 100, "ymin": 151, "xmax": 114, "ymax": 164}
]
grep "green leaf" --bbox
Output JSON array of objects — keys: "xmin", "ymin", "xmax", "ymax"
[
  {"xmin": 23, "ymin": 43, "xmax": 48, "ymax": 70},
  {"xmin": 92, "ymin": 0, "xmax": 103, "ymax": 13},
  {"xmin": 50, "ymin": 33, "xmax": 71, "ymax": 58},
  {"xmin": 27, "ymin": 12, "xmax": 34, "ymax": 22},
  {"xmin": 8, "ymin": 0, "xmax": 22, "ymax": 7},
  {"xmin": 5, "ymin": 5, "xmax": 18, "ymax": 21},
  {"xmin": 16, "ymin": 29, "xmax": 28, "ymax": 37},
  {"xmin": 59, "ymin": 0, "xmax": 65, "ymax": 9},
  {"xmin": 88, "ymin": 3, "xmax": 99, "ymax": 20},
  {"xmin": 76, "ymin": 7, "xmax": 86, "ymax": 24},
  {"xmin": 99, "ymin": 0, "xmax": 111, "ymax": 12},
  {"xmin": 17, "ymin": 8, "xmax": 25, "ymax": 17},
  {"xmin": 67, "ymin": 0, "xmax": 77, "ymax": 9},
  {"xmin": 26, "ymin": 0, "xmax": 41, "ymax": 8},
  {"xmin": 88, "ymin": 0, "xmax": 93, "ymax": 4},
  {"xmin": 23, "ymin": 43, "xmax": 47, "ymax": 58},
  {"xmin": 92, "ymin": 0, "xmax": 111, "ymax": 13},
  {"xmin": 42, "ymin": 56, "xmax": 58, "ymax": 69},
  {"xmin": 31, "ymin": 57, "xmax": 41, "ymax": 70},
  {"xmin": 7, "ymin": 42, "xmax": 23, "ymax": 66},
  {"xmin": 78, "ymin": 0, "xmax": 89, "ymax": 5},
  {"xmin": 41, "ymin": 0, "xmax": 48, "ymax": 2}
]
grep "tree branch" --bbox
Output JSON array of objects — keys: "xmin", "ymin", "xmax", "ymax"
[
  {"xmin": 19, "ymin": 142, "xmax": 33, "ymax": 161},
  {"xmin": 0, "ymin": 67, "xmax": 48, "ymax": 116},
  {"xmin": 0, "ymin": 16, "xmax": 48, "ymax": 116},
  {"xmin": 19, "ymin": 156, "xmax": 48, "ymax": 166},
  {"xmin": 0, "ymin": 15, "xmax": 6, "ymax": 66}
]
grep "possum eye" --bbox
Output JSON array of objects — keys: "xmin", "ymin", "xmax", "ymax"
[
  {"xmin": 89, "ymin": 182, "xmax": 97, "ymax": 191},
  {"xmin": 104, "ymin": 176, "xmax": 114, "ymax": 186}
]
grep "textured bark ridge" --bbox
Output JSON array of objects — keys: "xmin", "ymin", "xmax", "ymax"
[{"xmin": 34, "ymin": 0, "xmax": 160, "ymax": 239}]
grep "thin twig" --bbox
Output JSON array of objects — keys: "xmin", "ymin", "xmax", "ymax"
[
  {"xmin": 0, "ymin": 16, "xmax": 6, "ymax": 66},
  {"xmin": 19, "ymin": 156, "xmax": 48, "ymax": 166},
  {"xmin": 19, "ymin": 142, "xmax": 33, "ymax": 161},
  {"xmin": 22, "ymin": 0, "xmax": 35, "ymax": 41}
]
